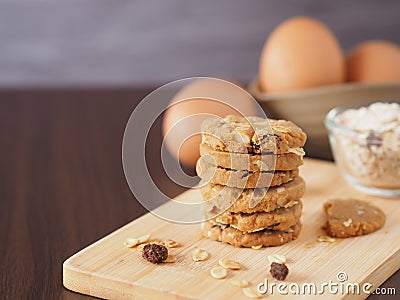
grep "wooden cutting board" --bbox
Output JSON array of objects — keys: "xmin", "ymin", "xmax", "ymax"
[{"xmin": 63, "ymin": 159, "xmax": 400, "ymax": 299}]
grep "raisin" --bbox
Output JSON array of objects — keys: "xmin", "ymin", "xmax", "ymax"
[
  {"xmin": 240, "ymin": 170, "xmax": 250, "ymax": 179},
  {"xmin": 366, "ymin": 131, "xmax": 382, "ymax": 148},
  {"xmin": 209, "ymin": 205, "xmax": 221, "ymax": 215},
  {"xmin": 270, "ymin": 262, "xmax": 289, "ymax": 280},
  {"xmin": 142, "ymin": 243, "xmax": 168, "ymax": 264}
]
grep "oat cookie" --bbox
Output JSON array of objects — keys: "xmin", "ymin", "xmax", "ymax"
[
  {"xmin": 203, "ymin": 221, "xmax": 301, "ymax": 248},
  {"xmin": 199, "ymin": 143, "xmax": 303, "ymax": 171},
  {"xmin": 197, "ymin": 156, "xmax": 298, "ymax": 188},
  {"xmin": 201, "ymin": 177, "xmax": 305, "ymax": 214},
  {"xmin": 212, "ymin": 200, "xmax": 302, "ymax": 232},
  {"xmin": 201, "ymin": 115, "xmax": 307, "ymax": 154},
  {"xmin": 323, "ymin": 199, "xmax": 386, "ymax": 238}
]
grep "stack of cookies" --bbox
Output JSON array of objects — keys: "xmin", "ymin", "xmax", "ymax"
[{"xmin": 196, "ymin": 115, "xmax": 307, "ymax": 248}]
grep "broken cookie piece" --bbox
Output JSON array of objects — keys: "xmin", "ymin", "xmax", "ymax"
[{"xmin": 323, "ymin": 199, "xmax": 386, "ymax": 238}]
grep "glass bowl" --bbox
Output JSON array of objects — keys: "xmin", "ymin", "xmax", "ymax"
[{"xmin": 325, "ymin": 105, "xmax": 400, "ymax": 198}]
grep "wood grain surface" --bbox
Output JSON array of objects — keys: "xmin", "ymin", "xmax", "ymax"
[
  {"xmin": 63, "ymin": 159, "xmax": 400, "ymax": 299},
  {"xmin": 0, "ymin": 88, "xmax": 398, "ymax": 299}
]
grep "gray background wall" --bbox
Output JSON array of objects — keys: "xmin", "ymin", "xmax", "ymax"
[{"xmin": 0, "ymin": 0, "xmax": 399, "ymax": 86}]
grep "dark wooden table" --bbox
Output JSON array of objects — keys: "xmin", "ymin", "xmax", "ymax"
[{"xmin": 0, "ymin": 88, "xmax": 398, "ymax": 299}]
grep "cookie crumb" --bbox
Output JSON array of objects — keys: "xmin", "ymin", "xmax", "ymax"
[
  {"xmin": 270, "ymin": 262, "xmax": 289, "ymax": 280},
  {"xmin": 305, "ymin": 242, "xmax": 315, "ymax": 248},
  {"xmin": 142, "ymin": 243, "xmax": 168, "ymax": 264}
]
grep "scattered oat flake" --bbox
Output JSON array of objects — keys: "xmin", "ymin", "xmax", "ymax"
[
  {"xmin": 210, "ymin": 266, "xmax": 228, "ymax": 279},
  {"xmin": 230, "ymin": 279, "xmax": 249, "ymax": 288},
  {"xmin": 124, "ymin": 234, "xmax": 151, "ymax": 248},
  {"xmin": 124, "ymin": 238, "xmax": 139, "ymax": 248},
  {"xmin": 251, "ymin": 245, "xmax": 263, "ymax": 250},
  {"xmin": 161, "ymin": 239, "xmax": 180, "ymax": 248},
  {"xmin": 243, "ymin": 287, "xmax": 262, "ymax": 298},
  {"xmin": 268, "ymin": 254, "xmax": 286, "ymax": 264},
  {"xmin": 164, "ymin": 255, "xmax": 177, "ymax": 263},
  {"xmin": 317, "ymin": 235, "xmax": 336, "ymax": 243},
  {"xmin": 137, "ymin": 234, "xmax": 151, "ymax": 244},
  {"xmin": 192, "ymin": 248, "xmax": 209, "ymax": 261},
  {"xmin": 218, "ymin": 259, "xmax": 242, "ymax": 270}
]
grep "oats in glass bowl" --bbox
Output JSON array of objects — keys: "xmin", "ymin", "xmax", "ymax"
[{"xmin": 325, "ymin": 102, "xmax": 400, "ymax": 197}]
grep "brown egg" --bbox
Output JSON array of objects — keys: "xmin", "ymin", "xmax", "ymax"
[
  {"xmin": 162, "ymin": 79, "xmax": 258, "ymax": 167},
  {"xmin": 346, "ymin": 40, "xmax": 400, "ymax": 83},
  {"xmin": 259, "ymin": 17, "xmax": 345, "ymax": 92}
]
